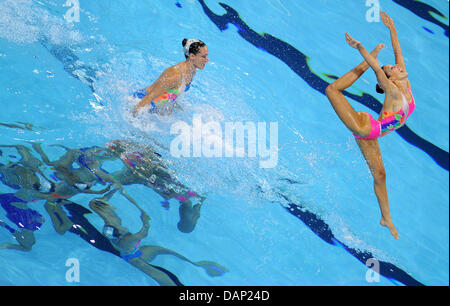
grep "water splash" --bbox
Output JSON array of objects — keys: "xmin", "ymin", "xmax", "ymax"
[{"xmin": 0, "ymin": 0, "xmax": 83, "ymax": 45}]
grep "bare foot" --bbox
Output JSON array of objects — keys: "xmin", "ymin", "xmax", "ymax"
[{"xmin": 380, "ymin": 218, "xmax": 399, "ymax": 240}]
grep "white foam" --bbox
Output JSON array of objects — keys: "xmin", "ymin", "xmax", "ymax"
[
  {"xmin": 0, "ymin": 0, "xmax": 83, "ymax": 45},
  {"xmin": 86, "ymin": 48, "xmax": 301, "ymax": 203}
]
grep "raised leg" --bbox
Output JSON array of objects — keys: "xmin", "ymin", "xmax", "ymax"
[{"xmin": 325, "ymin": 44, "xmax": 383, "ymax": 136}]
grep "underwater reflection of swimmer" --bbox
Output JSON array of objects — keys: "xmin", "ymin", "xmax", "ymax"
[
  {"xmin": 0, "ymin": 193, "xmax": 45, "ymax": 251},
  {"xmin": 32, "ymin": 143, "xmax": 112, "ymax": 185},
  {"xmin": 0, "ymin": 143, "xmax": 56, "ymax": 194},
  {"xmin": 32, "ymin": 143, "xmax": 148, "ymax": 209},
  {"xmin": 0, "ymin": 144, "xmax": 48, "ymax": 180},
  {"xmin": 30, "ymin": 143, "xmax": 113, "ymax": 199},
  {"xmin": 0, "ymin": 159, "xmax": 109, "ymax": 202},
  {"xmin": 0, "ymin": 160, "xmax": 58, "ymax": 201},
  {"xmin": 44, "ymin": 196, "xmax": 184, "ymax": 285},
  {"xmin": 0, "ymin": 122, "xmax": 35, "ymax": 131},
  {"xmin": 89, "ymin": 189, "xmax": 228, "ymax": 286},
  {"xmin": 107, "ymin": 139, "xmax": 205, "ymax": 233}
]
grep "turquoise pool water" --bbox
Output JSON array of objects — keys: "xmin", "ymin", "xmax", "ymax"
[{"xmin": 0, "ymin": 0, "xmax": 448, "ymax": 286}]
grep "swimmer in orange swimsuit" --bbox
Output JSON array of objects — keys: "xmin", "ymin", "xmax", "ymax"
[
  {"xmin": 132, "ymin": 39, "xmax": 209, "ymax": 116},
  {"xmin": 325, "ymin": 12, "xmax": 414, "ymax": 240}
]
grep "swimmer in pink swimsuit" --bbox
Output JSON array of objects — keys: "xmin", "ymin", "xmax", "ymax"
[{"xmin": 325, "ymin": 12, "xmax": 414, "ymax": 240}]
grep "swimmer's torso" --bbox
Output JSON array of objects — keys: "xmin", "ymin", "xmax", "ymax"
[
  {"xmin": 134, "ymin": 64, "xmax": 194, "ymax": 115},
  {"xmin": 378, "ymin": 84, "xmax": 415, "ymax": 137},
  {"xmin": 378, "ymin": 80, "xmax": 412, "ymax": 114}
]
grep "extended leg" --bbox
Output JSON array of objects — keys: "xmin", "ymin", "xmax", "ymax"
[
  {"xmin": 0, "ymin": 229, "xmax": 36, "ymax": 251},
  {"xmin": 128, "ymin": 258, "xmax": 178, "ymax": 286},
  {"xmin": 325, "ymin": 44, "xmax": 383, "ymax": 136},
  {"xmin": 356, "ymin": 138, "xmax": 399, "ymax": 240},
  {"xmin": 139, "ymin": 245, "xmax": 228, "ymax": 277}
]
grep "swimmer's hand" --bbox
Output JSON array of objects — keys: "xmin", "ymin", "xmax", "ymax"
[
  {"xmin": 380, "ymin": 11, "xmax": 395, "ymax": 30},
  {"xmin": 373, "ymin": 43, "xmax": 385, "ymax": 56},
  {"xmin": 376, "ymin": 43, "xmax": 385, "ymax": 51},
  {"xmin": 345, "ymin": 33, "xmax": 361, "ymax": 49}
]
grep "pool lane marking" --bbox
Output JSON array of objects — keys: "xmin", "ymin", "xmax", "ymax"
[{"xmin": 196, "ymin": 0, "xmax": 449, "ymax": 172}]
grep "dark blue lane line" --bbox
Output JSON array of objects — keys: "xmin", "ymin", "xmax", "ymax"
[
  {"xmin": 392, "ymin": 0, "xmax": 449, "ymax": 37},
  {"xmin": 33, "ymin": 3, "xmax": 429, "ymax": 285},
  {"xmin": 197, "ymin": 0, "xmax": 449, "ymax": 171},
  {"xmin": 198, "ymin": 0, "xmax": 427, "ymax": 286},
  {"xmin": 273, "ymin": 191, "xmax": 424, "ymax": 286}
]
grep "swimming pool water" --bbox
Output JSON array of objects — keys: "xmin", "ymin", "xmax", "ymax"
[{"xmin": 0, "ymin": 0, "xmax": 448, "ymax": 286}]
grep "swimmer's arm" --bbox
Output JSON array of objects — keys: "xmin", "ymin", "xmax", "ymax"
[
  {"xmin": 80, "ymin": 184, "xmax": 111, "ymax": 194},
  {"xmin": 44, "ymin": 200, "xmax": 73, "ymax": 235},
  {"xmin": 93, "ymin": 170, "xmax": 121, "ymax": 185},
  {"xmin": 0, "ymin": 144, "xmax": 30, "ymax": 155},
  {"xmin": 346, "ymin": 34, "xmax": 392, "ymax": 93},
  {"xmin": 346, "ymin": 33, "xmax": 380, "ymax": 69},
  {"xmin": 58, "ymin": 149, "xmax": 84, "ymax": 167},
  {"xmin": 381, "ymin": 11, "xmax": 406, "ymax": 70},
  {"xmin": 32, "ymin": 144, "xmax": 79, "ymax": 167},
  {"xmin": 359, "ymin": 44, "xmax": 393, "ymax": 93},
  {"xmin": 14, "ymin": 189, "xmax": 56, "ymax": 201},
  {"xmin": 132, "ymin": 225, "xmax": 150, "ymax": 241},
  {"xmin": 31, "ymin": 143, "xmax": 56, "ymax": 166},
  {"xmin": 132, "ymin": 68, "xmax": 181, "ymax": 116},
  {"xmin": 119, "ymin": 214, "xmax": 149, "ymax": 247},
  {"xmin": 134, "ymin": 212, "xmax": 150, "ymax": 240}
]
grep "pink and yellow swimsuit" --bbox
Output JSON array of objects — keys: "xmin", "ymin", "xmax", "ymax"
[
  {"xmin": 354, "ymin": 88, "xmax": 415, "ymax": 140},
  {"xmin": 133, "ymin": 65, "xmax": 192, "ymax": 114}
]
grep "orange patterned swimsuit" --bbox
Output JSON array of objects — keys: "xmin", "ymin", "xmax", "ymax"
[
  {"xmin": 133, "ymin": 65, "xmax": 192, "ymax": 114},
  {"xmin": 354, "ymin": 88, "xmax": 415, "ymax": 139}
]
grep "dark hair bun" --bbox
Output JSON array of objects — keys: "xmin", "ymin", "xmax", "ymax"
[
  {"xmin": 181, "ymin": 39, "xmax": 206, "ymax": 58},
  {"xmin": 376, "ymin": 84, "xmax": 385, "ymax": 94}
]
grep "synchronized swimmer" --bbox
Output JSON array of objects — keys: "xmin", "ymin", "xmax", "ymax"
[
  {"xmin": 0, "ymin": 12, "xmax": 415, "ymax": 274},
  {"xmin": 0, "ymin": 4, "xmax": 431, "ymax": 289},
  {"xmin": 326, "ymin": 12, "xmax": 414, "ymax": 239},
  {"xmin": 132, "ymin": 38, "xmax": 209, "ymax": 116},
  {"xmin": 130, "ymin": 12, "xmax": 414, "ymax": 240}
]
